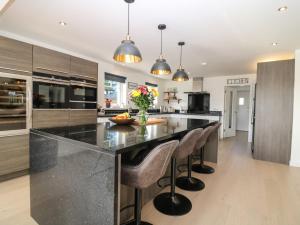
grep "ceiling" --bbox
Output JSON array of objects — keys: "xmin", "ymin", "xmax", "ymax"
[{"xmin": 0, "ymin": 0, "xmax": 299, "ymax": 78}]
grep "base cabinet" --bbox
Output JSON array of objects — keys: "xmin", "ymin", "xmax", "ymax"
[
  {"xmin": 69, "ymin": 110, "xmax": 97, "ymax": 126},
  {"xmin": 0, "ymin": 134, "xmax": 29, "ymax": 177},
  {"xmin": 32, "ymin": 110, "xmax": 70, "ymax": 128}
]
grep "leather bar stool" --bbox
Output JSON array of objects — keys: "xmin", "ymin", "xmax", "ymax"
[
  {"xmin": 192, "ymin": 123, "xmax": 221, "ymax": 174},
  {"xmin": 121, "ymin": 140, "xmax": 179, "ymax": 225},
  {"xmin": 175, "ymin": 128, "xmax": 206, "ymax": 191},
  {"xmin": 154, "ymin": 129, "xmax": 203, "ymax": 216}
]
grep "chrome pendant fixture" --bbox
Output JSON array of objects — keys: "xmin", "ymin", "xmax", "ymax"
[
  {"xmin": 113, "ymin": 0, "xmax": 142, "ymax": 63},
  {"xmin": 172, "ymin": 42, "xmax": 189, "ymax": 81},
  {"xmin": 150, "ymin": 24, "xmax": 171, "ymax": 75}
]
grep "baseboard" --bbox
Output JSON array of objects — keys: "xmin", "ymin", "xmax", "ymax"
[
  {"xmin": 289, "ymin": 161, "xmax": 300, "ymax": 167},
  {"xmin": 0, "ymin": 169, "xmax": 29, "ymax": 182}
]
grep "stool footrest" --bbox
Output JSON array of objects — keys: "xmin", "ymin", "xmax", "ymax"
[{"xmin": 156, "ymin": 176, "xmax": 171, "ymax": 188}]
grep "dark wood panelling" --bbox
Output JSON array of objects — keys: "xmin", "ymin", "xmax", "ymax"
[
  {"xmin": 0, "ymin": 36, "xmax": 32, "ymax": 75},
  {"xmin": 69, "ymin": 110, "xmax": 97, "ymax": 126},
  {"xmin": 254, "ymin": 59, "xmax": 295, "ymax": 164},
  {"xmin": 33, "ymin": 46, "xmax": 70, "ymax": 76},
  {"xmin": 70, "ymin": 56, "xmax": 98, "ymax": 80},
  {"xmin": 0, "ymin": 134, "xmax": 29, "ymax": 176},
  {"xmin": 32, "ymin": 110, "xmax": 70, "ymax": 128}
]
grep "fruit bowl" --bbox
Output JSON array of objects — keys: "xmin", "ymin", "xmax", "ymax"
[{"xmin": 109, "ymin": 117, "xmax": 135, "ymax": 125}]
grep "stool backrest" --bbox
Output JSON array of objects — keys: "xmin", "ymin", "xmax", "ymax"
[
  {"xmin": 174, "ymin": 128, "xmax": 203, "ymax": 160},
  {"xmin": 122, "ymin": 140, "xmax": 179, "ymax": 189},
  {"xmin": 207, "ymin": 122, "xmax": 222, "ymax": 142},
  {"xmin": 195, "ymin": 126, "xmax": 214, "ymax": 150}
]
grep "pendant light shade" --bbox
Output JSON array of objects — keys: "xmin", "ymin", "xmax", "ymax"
[
  {"xmin": 172, "ymin": 42, "xmax": 189, "ymax": 81},
  {"xmin": 113, "ymin": 0, "xmax": 142, "ymax": 63},
  {"xmin": 151, "ymin": 24, "xmax": 171, "ymax": 75}
]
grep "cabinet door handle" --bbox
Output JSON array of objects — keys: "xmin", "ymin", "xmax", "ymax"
[
  {"xmin": 0, "ymin": 66, "xmax": 31, "ymax": 74},
  {"xmin": 35, "ymin": 67, "xmax": 68, "ymax": 74}
]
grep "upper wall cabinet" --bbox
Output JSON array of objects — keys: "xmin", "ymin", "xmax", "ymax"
[
  {"xmin": 70, "ymin": 56, "xmax": 98, "ymax": 80},
  {"xmin": 0, "ymin": 36, "xmax": 33, "ymax": 76},
  {"xmin": 33, "ymin": 46, "xmax": 70, "ymax": 77}
]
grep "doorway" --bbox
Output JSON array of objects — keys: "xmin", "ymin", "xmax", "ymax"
[{"xmin": 224, "ymin": 86, "xmax": 251, "ymax": 138}]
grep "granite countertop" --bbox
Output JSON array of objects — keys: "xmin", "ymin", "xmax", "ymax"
[
  {"xmin": 31, "ymin": 118, "xmax": 217, "ymax": 155},
  {"xmin": 98, "ymin": 111, "xmax": 222, "ymax": 118}
]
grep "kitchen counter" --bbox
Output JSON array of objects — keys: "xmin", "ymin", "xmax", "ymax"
[
  {"xmin": 98, "ymin": 111, "xmax": 222, "ymax": 118},
  {"xmin": 29, "ymin": 118, "xmax": 219, "ymax": 225}
]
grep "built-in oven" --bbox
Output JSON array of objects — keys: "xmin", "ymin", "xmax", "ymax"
[
  {"xmin": 32, "ymin": 72, "xmax": 70, "ymax": 109},
  {"xmin": 70, "ymin": 77, "xmax": 97, "ymax": 109},
  {"xmin": 0, "ymin": 72, "xmax": 32, "ymax": 136}
]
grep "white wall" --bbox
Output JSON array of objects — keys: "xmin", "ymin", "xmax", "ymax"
[
  {"xmin": 290, "ymin": 50, "xmax": 300, "ymax": 167},
  {"xmin": 203, "ymin": 74, "xmax": 257, "ymax": 141}
]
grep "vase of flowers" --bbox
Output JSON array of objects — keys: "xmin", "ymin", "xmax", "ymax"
[{"xmin": 129, "ymin": 85, "xmax": 159, "ymax": 126}]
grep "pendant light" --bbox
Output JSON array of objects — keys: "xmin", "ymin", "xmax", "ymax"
[
  {"xmin": 150, "ymin": 24, "xmax": 171, "ymax": 75},
  {"xmin": 113, "ymin": 0, "xmax": 142, "ymax": 63},
  {"xmin": 172, "ymin": 42, "xmax": 189, "ymax": 81}
]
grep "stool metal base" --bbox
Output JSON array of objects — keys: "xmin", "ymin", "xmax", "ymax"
[
  {"xmin": 176, "ymin": 176, "xmax": 205, "ymax": 191},
  {"xmin": 192, "ymin": 164, "xmax": 215, "ymax": 174},
  {"xmin": 122, "ymin": 220, "xmax": 152, "ymax": 225},
  {"xmin": 153, "ymin": 192, "xmax": 192, "ymax": 216}
]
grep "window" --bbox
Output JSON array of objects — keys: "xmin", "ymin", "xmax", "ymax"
[
  {"xmin": 145, "ymin": 82, "xmax": 158, "ymax": 107},
  {"xmin": 104, "ymin": 73, "xmax": 126, "ymax": 107},
  {"xmin": 239, "ymin": 97, "xmax": 245, "ymax": 106}
]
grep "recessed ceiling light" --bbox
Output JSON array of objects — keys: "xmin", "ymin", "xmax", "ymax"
[
  {"xmin": 278, "ymin": 6, "xmax": 288, "ymax": 12},
  {"xmin": 59, "ymin": 21, "xmax": 67, "ymax": 26},
  {"xmin": 272, "ymin": 42, "xmax": 279, "ymax": 46},
  {"xmin": 201, "ymin": 62, "xmax": 207, "ymax": 66}
]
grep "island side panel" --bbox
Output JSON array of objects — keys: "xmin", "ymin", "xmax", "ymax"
[
  {"xmin": 30, "ymin": 131, "xmax": 119, "ymax": 225},
  {"xmin": 204, "ymin": 128, "xmax": 219, "ymax": 163}
]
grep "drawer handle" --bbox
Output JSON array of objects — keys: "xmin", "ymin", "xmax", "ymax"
[
  {"xmin": 0, "ymin": 66, "xmax": 31, "ymax": 74},
  {"xmin": 35, "ymin": 67, "xmax": 68, "ymax": 74}
]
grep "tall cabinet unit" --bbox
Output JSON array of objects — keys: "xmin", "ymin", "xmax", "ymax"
[{"xmin": 254, "ymin": 59, "xmax": 295, "ymax": 164}]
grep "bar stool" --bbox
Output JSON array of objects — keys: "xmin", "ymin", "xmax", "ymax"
[
  {"xmin": 121, "ymin": 140, "xmax": 179, "ymax": 225},
  {"xmin": 154, "ymin": 129, "xmax": 203, "ymax": 216},
  {"xmin": 192, "ymin": 123, "xmax": 220, "ymax": 174},
  {"xmin": 175, "ymin": 128, "xmax": 205, "ymax": 191}
]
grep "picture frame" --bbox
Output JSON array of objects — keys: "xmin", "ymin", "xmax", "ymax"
[{"xmin": 128, "ymin": 82, "xmax": 138, "ymax": 89}]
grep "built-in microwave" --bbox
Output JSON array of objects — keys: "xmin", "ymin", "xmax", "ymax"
[
  {"xmin": 69, "ymin": 77, "xmax": 97, "ymax": 109},
  {"xmin": 32, "ymin": 72, "xmax": 70, "ymax": 109}
]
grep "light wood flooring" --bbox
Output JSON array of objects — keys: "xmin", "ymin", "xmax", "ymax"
[{"xmin": 1, "ymin": 132, "xmax": 300, "ymax": 225}]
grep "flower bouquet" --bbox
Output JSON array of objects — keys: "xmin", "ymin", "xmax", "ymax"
[{"xmin": 129, "ymin": 85, "xmax": 159, "ymax": 125}]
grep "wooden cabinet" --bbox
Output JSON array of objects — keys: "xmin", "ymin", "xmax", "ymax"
[
  {"xmin": 0, "ymin": 134, "xmax": 29, "ymax": 176},
  {"xmin": 33, "ymin": 46, "xmax": 70, "ymax": 76},
  {"xmin": 254, "ymin": 59, "xmax": 295, "ymax": 165},
  {"xmin": 69, "ymin": 110, "xmax": 97, "ymax": 126},
  {"xmin": 70, "ymin": 56, "xmax": 98, "ymax": 80},
  {"xmin": 0, "ymin": 36, "xmax": 32, "ymax": 75},
  {"xmin": 32, "ymin": 110, "xmax": 70, "ymax": 128}
]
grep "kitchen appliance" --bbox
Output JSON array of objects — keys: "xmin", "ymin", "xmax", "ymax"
[
  {"xmin": 33, "ymin": 72, "xmax": 70, "ymax": 109},
  {"xmin": 69, "ymin": 77, "xmax": 97, "ymax": 109},
  {"xmin": 187, "ymin": 92, "xmax": 210, "ymax": 113},
  {"xmin": 0, "ymin": 72, "xmax": 32, "ymax": 136}
]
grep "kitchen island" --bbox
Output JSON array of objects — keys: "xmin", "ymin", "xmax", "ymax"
[{"xmin": 29, "ymin": 117, "xmax": 218, "ymax": 225}]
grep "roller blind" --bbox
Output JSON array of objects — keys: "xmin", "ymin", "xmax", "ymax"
[
  {"xmin": 105, "ymin": 72, "xmax": 126, "ymax": 83},
  {"xmin": 145, "ymin": 82, "xmax": 158, "ymax": 87}
]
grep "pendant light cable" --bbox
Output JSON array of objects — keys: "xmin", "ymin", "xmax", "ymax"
[
  {"xmin": 180, "ymin": 45, "xmax": 183, "ymax": 67},
  {"xmin": 160, "ymin": 29, "xmax": 163, "ymax": 56},
  {"xmin": 127, "ymin": 3, "xmax": 130, "ymax": 36}
]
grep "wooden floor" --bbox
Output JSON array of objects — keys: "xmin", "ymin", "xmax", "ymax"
[{"xmin": 1, "ymin": 132, "xmax": 300, "ymax": 225}]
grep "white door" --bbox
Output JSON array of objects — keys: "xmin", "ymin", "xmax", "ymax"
[
  {"xmin": 236, "ymin": 91, "xmax": 250, "ymax": 131},
  {"xmin": 224, "ymin": 87, "xmax": 237, "ymax": 138}
]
